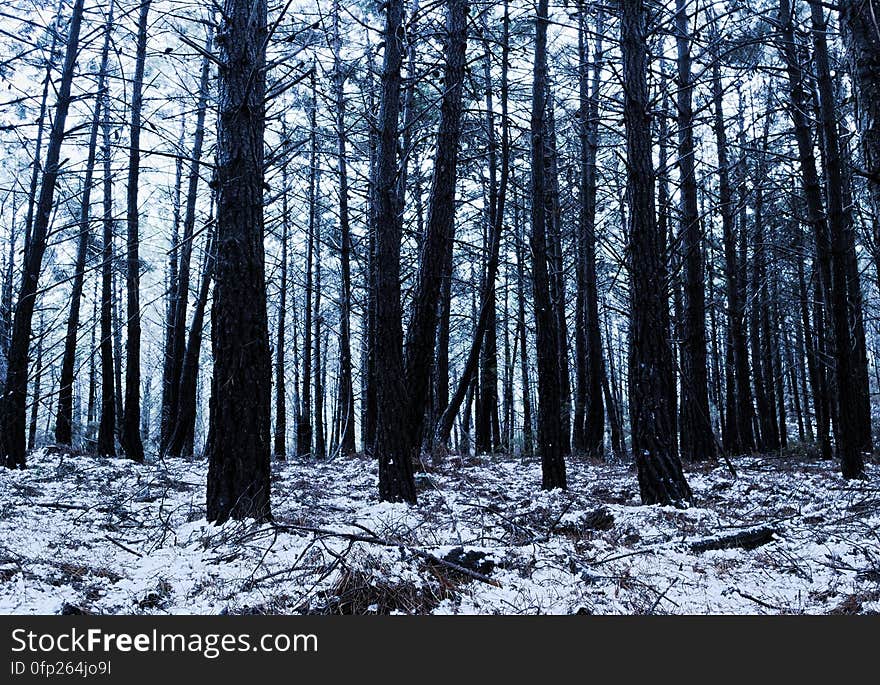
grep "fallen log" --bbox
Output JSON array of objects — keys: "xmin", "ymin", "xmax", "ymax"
[{"xmin": 689, "ymin": 526, "xmax": 777, "ymax": 553}]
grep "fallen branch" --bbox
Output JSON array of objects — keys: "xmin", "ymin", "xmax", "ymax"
[
  {"xmin": 103, "ymin": 535, "xmax": 143, "ymax": 558},
  {"xmin": 273, "ymin": 522, "xmax": 501, "ymax": 588},
  {"xmin": 735, "ymin": 589, "xmax": 785, "ymax": 612}
]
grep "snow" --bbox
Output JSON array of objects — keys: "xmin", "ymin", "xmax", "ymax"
[{"xmin": 1, "ymin": 448, "xmax": 879, "ymax": 614}]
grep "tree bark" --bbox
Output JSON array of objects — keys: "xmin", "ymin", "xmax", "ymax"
[
  {"xmin": 838, "ymin": 0, "xmax": 880, "ymax": 302},
  {"xmin": 297, "ymin": 71, "xmax": 316, "ymax": 459},
  {"xmin": 373, "ymin": 0, "xmax": 416, "ymax": 502},
  {"xmin": 621, "ymin": 0, "xmax": 691, "ymax": 503},
  {"xmin": 205, "ymin": 0, "xmax": 272, "ymax": 522}
]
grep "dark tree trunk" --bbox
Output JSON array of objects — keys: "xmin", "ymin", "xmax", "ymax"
[
  {"xmin": 205, "ymin": 0, "xmax": 272, "ymax": 522},
  {"xmin": 297, "ymin": 72, "xmax": 316, "ymax": 459},
  {"xmin": 544, "ymin": 95, "xmax": 572, "ymax": 458},
  {"xmin": 516, "ymin": 203, "xmax": 534, "ymax": 457},
  {"xmin": 574, "ymin": 4, "xmax": 605, "ymax": 459},
  {"xmin": 161, "ymin": 32, "xmax": 212, "ymax": 455},
  {"xmin": 120, "ymin": 0, "xmax": 151, "ymax": 463},
  {"xmin": 475, "ymin": 33, "xmax": 499, "ymax": 456},
  {"xmin": 778, "ymin": 0, "xmax": 836, "ymax": 460},
  {"xmin": 502, "ymin": 263, "xmax": 514, "ymax": 452},
  {"xmin": 433, "ymin": 0, "xmax": 507, "ymax": 451},
  {"xmin": 711, "ymin": 34, "xmax": 754, "ymax": 455},
  {"xmin": 160, "ymin": 115, "xmax": 186, "ymax": 451},
  {"xmin": 274, "ymin": 132, "xmax": 289, "ymax": 461},
  {"xmin": 1, "ymin": 0, "xmax": 85, "ymax": 468},
  {"xmin": 332, "ymin": 2, "xmax": 355, "ymax": 457},
  {"xmin": 113, "ymin": 271, "xmax": 124, "ymax": 435},
  {"xmin": 750, "ymin": 118, "xmax": 780, "ymax": 451},
  {"xmin": 807, "ymin": 0, "xmax": 865, "ymax": 478},
  {"xmin": 432, "ymin": 230, "xmax": 453, "ymax": 436},
  {"xmin": 86, "ymin": 280, "xmax": 97, "ymax": 440},
  {"xmin": 167, "ymin": 226, "xmax": 214, "ymax": 459},
  {"xmin": 839, "ymin": 0, "xmax": 880, "ymax": 307},
  {"xmin": 839, "ymin": 146, "xmax": 872, "ymax": 453},
  {"xmin": 20, "ymin": 0, "xmax": 62, "ymax": 266},
  {"xmin": 787, "ymin": 326, "xmax": 805, "ymax": 442},
  {"xmin": 530, "ymin": 0, "xmax": 566, "ymax": 490},
  {"xmin": 794, "ymin": 287, "xmax": 815, "ymax": 441},
  {"xmin": 403, "ymin": 0, "xmax": 468, "ymax": 469},
  {"xmin": 373, "ymin": 0, "xmax": 416, "ymax": 502},
  {"xmin": 657, "ymin": 89, "xmax": 679, "ymax": 464},
  {"xmin": 676, "ymin": 0, "xmax": 716, "ymax": 462},
  {"xmin": 601, "ymin": 327, "xmax": 625, "ymax": 459},
  {"xmin": 98, "ymin": 31, "xmax": 116, "ymax": 458},
  {"xmin": 771, "ymin": 281, "xmax": 787, "ymax": 449},
  {"xmin": 55, "ymin": 15, "xmax": 111, "ymax": 446},
  {"xmin": 621, "ymin": 0, "xmax": 691, "ymax": 504},
  {"xmin": 28, "ymin": 326, "xmax": 44, "ymax": 451},
  {"xmin": 314, "ymin": 167, "xmax": 325, "ymax": 461},
  {"xmin": 362, "ymin": 42, "xmax": 379, "ymax": 453},
  {"xmin": 1, "ymin": 217, "xmax": 14, "ymax": 373}
]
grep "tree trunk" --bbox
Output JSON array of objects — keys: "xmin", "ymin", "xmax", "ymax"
[
  {"xmin": 838, "ymin": 0, "xmax": 880, "ymax": 306},
  {"xmin": 274, "ymin": 137, "xmax": 289, "ymax": 461},
  {"xmin": 98, "ymin": 29, "xmax": 117, "ymax": 458},
  {"xmin": 28, "ymin": 326, "xmax": 44, "ymax": 451},
  {"xmin": 86, "ymin": 279, "xmax": 97, "ymax": 442},
  {"xmin": 433, "ymin": 0, "xmax": 507, "ymax": 451},
  {"xmin": 332, "ymin": 1, "xmax": 356, "ymax": 457},
  {"xmin": 205, "ymin": 0, "xmax": 272, "ymax": 522},
  {"xmin": 160, "ymin": 114, "xmax": 186, "ymax": 451},
  {"xmin": 402, "ymin": 0, "xmax": 468, "ymax": 470},
  {"xmin": 55, "ymin": 15, "xmax": 112, "ymax": 446},
  {"xmin": 621, "ymin": 0, "xmax": 691, "ymax": 503},
  {"xmin": 120, "ymin": 0, "xmax": 151, "ymax": 463},
  {"xmin": 167, "ymin": 225, "xmax": 214, "ymax": 459},
  {"xmin": 676, "ymin": 0, "xmax": 716, "ymax": 462},
  {"xmin": 711, "ymin": 42, "xmax": 754, "ymax": 456},
  {"xmin": 161, "ymin": 32, "xmax": 212, "ymax": 455},
  {"xmin": 778, "ymin": 0, "xmax": 836, "ymax": 460},
  {"xmin": 314, "ymin": 165, "xmax": 325, "ymax": 461},
  {"xmin": 20, "ymin": 0, "xmax": 62, "ymax": 266},
  {"xmin": 1, "ymin": 0, "xmax": 85, "ymax": 468},
  {"xmin": 476, "ymin": 32, "xmax": 500, "ymax": 456},
  {"xmin": 574, "ymin": 4, "xmax": 605, "ymax": 459},
  {"xmin": 807, "ymin": 0, "xmax": 865, "ymax": 478},
  {"xmin": 516, "ymin": 199, "xmax": 533, "ymax": 457},
  {"xmin": 373, "ymin": 0, "xmax": 416, "ymax": 502},
  {"xmin": 751, "ymin": 117, "xmax": 780, "ymax": 451},
  {"xmin": 530, "ymin": 0, "xmax": 566, "ymax": 490},
  {"xmin": 544, "ymin": 94, "xmax": 572, "ymax": 458},
  {"xmin": 298, "ymin": 72, "xmax": 316, "ymax": 459}
]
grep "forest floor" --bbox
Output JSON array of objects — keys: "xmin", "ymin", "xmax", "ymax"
[{"xmin": 1, "ymin": 446, "xmax": 879, "ymax": 614}]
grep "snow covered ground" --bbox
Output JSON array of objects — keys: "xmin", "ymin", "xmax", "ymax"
[{"xmin": 1, "ymin": 447, "xmax": 879, "ymax": 614}]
